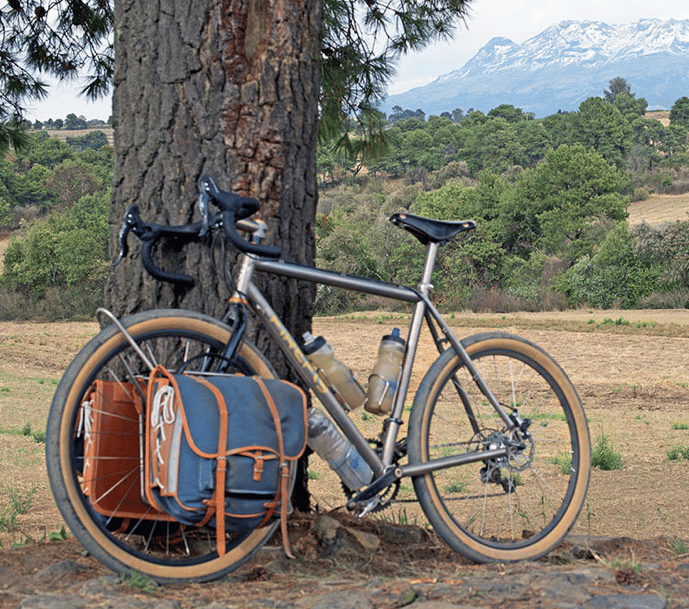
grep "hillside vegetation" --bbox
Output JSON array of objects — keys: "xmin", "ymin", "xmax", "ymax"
[
  {"xmin": 315, "ymin": 86, "xmax": 689, "ymax": 314},
  {"xmin": 1, "ymin": 85, "xmax": 689, "ymax": 320}
]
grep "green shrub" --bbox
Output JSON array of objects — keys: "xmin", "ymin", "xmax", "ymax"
[
  {"xmin": 1, "ymin": 191, "xmax": 109, "ymax": 299},
  {"xmin": 591, "ymin": 432, "xmax": 623, "ymax": 471},
  {"xmin": 667, "ymin": 445, "xmax": 689, "ymax": 461},
  {"xmin": 555, "ymin": 223, "xmax": 663, "ymax": 308}
]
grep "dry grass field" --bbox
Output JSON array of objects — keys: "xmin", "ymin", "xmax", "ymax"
[
  {"xmin": 628, "ymin": 192, "xmax": 689, "ymax": 225},
  {"xmin": 2, "ymin": 192, "xmax": 689, "ymax": 556},
  {"xmin": 3, "ymin": 310, "xmax": 689, "ymax": 551}
]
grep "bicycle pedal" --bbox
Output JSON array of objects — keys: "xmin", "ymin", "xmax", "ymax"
[{"xmin": 355, "ymin": 497, "xmax": 381, "ymax": 518}]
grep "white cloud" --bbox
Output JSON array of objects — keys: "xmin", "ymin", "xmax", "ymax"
[{"xmin": 26, "ymin": 77, "xmax": 112, "ymax": 123}]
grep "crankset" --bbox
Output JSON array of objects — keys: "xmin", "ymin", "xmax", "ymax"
[{"xmin": 343, "ymin": 437, "xmax": 405, "ymax": 515}]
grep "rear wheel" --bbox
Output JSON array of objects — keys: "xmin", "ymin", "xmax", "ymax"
[
  {"xmin": 46, "ymin": 309, "xmax": 280, "ymax": 583},
  {"xmin": 408, "ymin": 332, "xmax": 590, "ymax": 562}
]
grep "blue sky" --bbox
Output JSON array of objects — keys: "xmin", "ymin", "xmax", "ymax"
[{"xmin": 26, "ymin": 0, "xmax": 689, "ymax": 122}]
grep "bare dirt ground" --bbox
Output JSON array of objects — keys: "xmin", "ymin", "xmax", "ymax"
[
  {"xmin": 3, "ymin": 311, "xmax": 689, "ymax": 546},
  {"xmin": 3, "ymin": 311, "xmax": 689, "ymax": 606}
]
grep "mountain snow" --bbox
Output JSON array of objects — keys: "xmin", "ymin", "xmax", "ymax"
[{"xmin": 383, "ymin": 19, "xmax": 689, "ymax": 117}]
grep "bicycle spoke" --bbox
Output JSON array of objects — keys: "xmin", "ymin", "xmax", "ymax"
[{"xmin": 410, "ymin": 333, "xmax": 589, "ymax": 561}]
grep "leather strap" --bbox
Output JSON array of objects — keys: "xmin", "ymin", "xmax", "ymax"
[
  {"xmin": 253, "ymin": 377, "xmax": 294, "ymax": 559},
  {"xmin": 194, "ymin": 376, "xmax": 230, "ymax": 556}
]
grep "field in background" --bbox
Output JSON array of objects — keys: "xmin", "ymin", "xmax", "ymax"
[
  {"xmin": 3, "ymin": 311, "xmax": 689, "ymax": 549},
  {"xmin": 627, "ymin": 192, "xmax": 689, "ymax": 225}
]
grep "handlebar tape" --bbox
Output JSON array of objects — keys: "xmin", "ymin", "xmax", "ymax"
[
  {"xmin": 141, "ymin": 237, "xmax": 196, "ymax": 287},
  {"xmin": 117, "ymin": 177, "xmax": 283, "ymax": 286},
  {"xmin": 198, "ymin": 175, "xmax": 282, "ymax": 259}
]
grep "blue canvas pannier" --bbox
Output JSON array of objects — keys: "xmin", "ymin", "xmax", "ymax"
[{"xmin": 144, "ymin": 365, "xmax": 307, "ymax": 556}]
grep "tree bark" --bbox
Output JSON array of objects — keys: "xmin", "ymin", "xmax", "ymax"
[{"xmin": 106, "ymin": 0, "xmax": 321, "ymax": 510}]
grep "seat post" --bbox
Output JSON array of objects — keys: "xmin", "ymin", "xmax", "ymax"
[{"xmin": 418, "ymin": 242, "xmax": 440, "ymax": 297}]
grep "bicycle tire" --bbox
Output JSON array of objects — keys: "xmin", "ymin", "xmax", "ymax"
[
  {"xmin": 408, "ymin": 332, "xmax": 590, "ymax": 563},
  {"xmin": 46, "ymin": 309, "xmax": 284, "ymax": 583}
]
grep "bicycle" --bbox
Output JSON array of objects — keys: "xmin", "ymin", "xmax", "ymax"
[{"xmin": 45, "ymin": 175, "xmax": 591, "ymax": 584}]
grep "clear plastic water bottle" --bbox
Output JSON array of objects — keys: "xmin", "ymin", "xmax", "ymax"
[
  {"xmin": 366, "ymin": 328, "xmax": 406, "ymax": 415},
  {"xmin": 306, "ymin": 407, "xmax": 373, "ymax": 491},
  {"xmin": 302, "ymin": 332, "xmax": 366, "ymax": 411}
]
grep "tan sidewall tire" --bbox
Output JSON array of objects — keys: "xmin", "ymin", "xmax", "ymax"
[
  {"xmin": 47, "ymin": 310, "xmax": 279, "ymax": 583},
  {"xmin": 409, "ymin": 333, "xmax": 591, "ymax": 563}
]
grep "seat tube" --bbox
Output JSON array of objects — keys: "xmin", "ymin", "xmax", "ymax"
[{"xmin": 381, "ymin": 242, "xmax": 439, "ymax": 466}]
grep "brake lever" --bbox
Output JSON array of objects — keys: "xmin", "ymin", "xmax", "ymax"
[
  {"xmin": 198, "ymin": 191, "xmax": 211, "ymax": 237},
  {"xmin": 113, "ymin": 204, "xmax": 148, "ymax": 267}
]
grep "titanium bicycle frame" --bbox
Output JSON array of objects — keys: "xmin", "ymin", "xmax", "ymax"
[{"xmin": 232, "ymin": 219, "xmax": 514, "ymax": 497}]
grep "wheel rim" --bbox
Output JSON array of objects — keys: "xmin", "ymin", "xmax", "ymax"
[
  {"xmin": 51, "ymin": 315, "xmax": 278, "ymax": 581},
  {"xmin": 416, "ymin": 338, "xmax": 589, "ymax": 560}
]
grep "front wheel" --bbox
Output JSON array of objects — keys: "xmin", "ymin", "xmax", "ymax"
[
  {"xmin": 46, "ymin": 309, "xmax": 281, "ymax": 583},
  {"xmin": 408, "ymin": 332, "xmax": 590, "ymax": 563}
]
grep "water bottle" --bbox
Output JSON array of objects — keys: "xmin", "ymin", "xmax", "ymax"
[
  {"xmin": 306, "ymin": 408, "xmax": 374, "ymax": 491},
  {"xmin": 302, "ymin": 332, "xmax": 366, "ymax": 411},
  {"xmin": 366, "ymin": 328, "xmax": 406, "ymax": 415}
]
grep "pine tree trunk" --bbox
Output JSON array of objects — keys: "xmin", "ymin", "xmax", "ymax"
[{"xmin": 106, "ymin": 0, "xmax": 321, "ymax": 510}]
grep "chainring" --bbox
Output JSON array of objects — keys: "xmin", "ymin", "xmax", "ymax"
[{"xmin": 342, "ymin": 437, "xmax": 404, "ymax": 514}]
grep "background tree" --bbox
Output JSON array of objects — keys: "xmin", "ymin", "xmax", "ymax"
[
  {"xmin": 603, "ymin": 76, "xmax": 631, "ymax": 103},
  {"xmin": 611, "ymin": 90, "xmax": 648, "ymax": 121},
  {"xmin": 44, "ymin": 159, "xmax": 101, "ymax": 207},
  {"xmin": 0, "ymin": 0, "xmax": 113, "ymax": 152},
  {"xmin": 573, "ymin": 97, "xmax": 632, "ymax": 168},
  {"xmin": 670, "ymin": 96, "xmax": 689, "ymax": 130},
  {"xmin": 510, "ymin": 143, "xmax": 629, "ymax": 259},
  {"xmin": 63, "ymin": 113, "xmax": 89, "ymax": 130}
]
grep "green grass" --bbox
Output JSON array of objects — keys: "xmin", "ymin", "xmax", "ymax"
[
  {"xmin": 667, "ymin": 444, "xmax": 689, "ymax": 461},
  {"xmin": 0, "ymin": 485, "xmax": 36, "ymax": 541},
  {"xmin": 46, "ymin": 526, "xmax": 70, "ymax": 542},
  {"xmin": 601, "ymin": 317, "xmax": 630, "ymax": 326},
  {"xmin": 20, "ymin": 422, "xmax": 46, "ymax": 444},
  {"xmin": 443, "ymin": 481, "xmax": 467, "ymax": 493},
  {"xmin": 509, "ymin": 472, "xmax": 522, "ymax": 487},
  {"xmin": 373, "ymin": 508, "xmax": 418, "ymax": 526},
  {"xmin": 552, "ymin": 451, "xmax": 573, "ymax": 475},
  {"xmin": 0, "ymin": 422, "xmax": 47, "ymax": 444},
  {"xmin": 591, "ymin": 432, "xmax": 623, "ymax": 471},
  {"xmin": 118, "ymin": 571, "xmax": 160, "ymax": 594},
  {"xmin": 670, "ymin": 536, "xmax": 688, "ymax": 555}
]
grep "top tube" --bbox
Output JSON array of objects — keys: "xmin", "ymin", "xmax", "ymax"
[{"xmin": 253, "ymin": 258, "xmax": 421, "ymax": 304}]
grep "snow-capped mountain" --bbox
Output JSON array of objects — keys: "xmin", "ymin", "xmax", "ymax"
[{"xmin": 382, "ymin": 19, "xmax": 689, "ymax": 117}]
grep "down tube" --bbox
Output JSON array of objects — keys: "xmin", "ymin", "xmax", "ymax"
[{"xmin": 245, "ymin": 282, "xmax": 386, "ymax": 478}]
